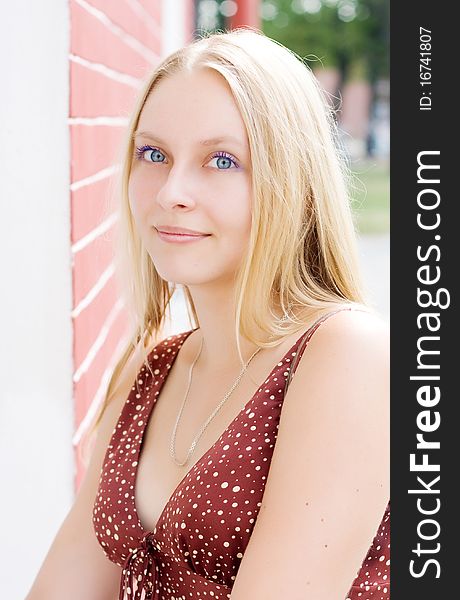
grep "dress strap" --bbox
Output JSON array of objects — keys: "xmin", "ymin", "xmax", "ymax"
[{"xmin": 283, "ymin": 306, "xmax": 371, "ymax": 394}]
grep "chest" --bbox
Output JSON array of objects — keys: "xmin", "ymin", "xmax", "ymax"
[
  {"xmin": 93, "ymin": 332, "xmax": 301, "ymax": 570},
  {"xmin": 135, "ymin": 356, "xmax": 286, "ymax": 533}
]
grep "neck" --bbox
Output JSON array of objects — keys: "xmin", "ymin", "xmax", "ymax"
[{"xmin": 182, "ymin": 283, "xmax": 300, "ymax": 374}]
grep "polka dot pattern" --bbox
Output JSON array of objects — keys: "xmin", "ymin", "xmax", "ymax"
[{"xmin": 92, "ymin": 312, "xmax": 390, "ymax": 599}]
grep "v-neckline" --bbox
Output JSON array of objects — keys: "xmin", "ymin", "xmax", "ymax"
[{"xmin": 132, "ymin": 326, "xmax": 311, "ymax": 535}]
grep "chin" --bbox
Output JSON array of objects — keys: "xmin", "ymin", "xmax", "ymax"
[{"xmin": 152, "ymin": 263, "xmax": 234, "ymax": 288}]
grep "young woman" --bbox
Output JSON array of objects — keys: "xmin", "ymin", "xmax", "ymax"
[{"xmin": 27, "ymin": 28, "xmax": 389, "ymax": 600}]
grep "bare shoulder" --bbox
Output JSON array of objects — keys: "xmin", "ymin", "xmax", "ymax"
[
  {"xmin": 282, "ymin": 305, "xmax": 390, "ymax": 430},
  {"xmin": 317, "ymin": 305, "xmax": 389, "ymax": 337},
  {"xmin": 288, "ymin": 307, "xmax": 390, "ymax": 411},
  {"xmin": 300, "ymin": 307, "xmax": 389, "ymax": 368}
]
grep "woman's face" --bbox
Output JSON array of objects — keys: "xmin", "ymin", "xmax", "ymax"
[{"xmin": 128, "ymin": 67, "xmax": 252, "ymax": 287}]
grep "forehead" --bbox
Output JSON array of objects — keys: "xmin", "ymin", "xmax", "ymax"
[{"xmin": 137, "ymin": 68, "xmax": 248, "ymax": 145}]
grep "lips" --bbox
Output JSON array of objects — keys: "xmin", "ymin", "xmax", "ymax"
[
  {"xmin": 154, "ymin": 227, "xmax": 211, "ymax": 244},
  {"xmin": 155, "ymin": 225, "xmax": 210, "ymax": 236}
]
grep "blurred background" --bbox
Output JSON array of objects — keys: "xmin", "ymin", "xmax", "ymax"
[{"xmin": 0, "ymin": 1, "xmax": 388, "ymax": 596}]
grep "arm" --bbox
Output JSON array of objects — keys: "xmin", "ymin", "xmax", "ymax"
[
  {"xmin": 25, "ymin": 338, "xmax": 148, "ymax": 600},
  {"xmin": 230, "ymin": 310, "xmax": 390, "ymax": 600}
]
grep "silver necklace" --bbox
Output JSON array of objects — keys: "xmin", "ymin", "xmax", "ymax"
[{"xmin": 169, "ymin": 307, "xmax": 293, "ymax": 467}]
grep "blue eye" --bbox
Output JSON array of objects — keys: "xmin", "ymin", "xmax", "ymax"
[
  {"xmin": 135, "ymin": 145, "xmax": 166, "ymax": 163},
  {"xmin": 134, "ymin": 145, "xmax": 240, "ymax": 170},
  {"xmin": 208, "ymin": 151, "xmax": 240, "ymax": 170}
]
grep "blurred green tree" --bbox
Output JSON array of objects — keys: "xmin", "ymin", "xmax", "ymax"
[{"xmin": 262, "ymin": 0, "xmax": 389, "ymax": 89}]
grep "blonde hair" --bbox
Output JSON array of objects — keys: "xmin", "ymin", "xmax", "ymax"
[{"xmin": 82, "ymin": 27, "xmax": 370, "ymax": 459}]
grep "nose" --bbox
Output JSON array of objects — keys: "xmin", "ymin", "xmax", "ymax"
[{"xmin": 156, "ymin": 163, "xmax": 198, "ymax": 211}]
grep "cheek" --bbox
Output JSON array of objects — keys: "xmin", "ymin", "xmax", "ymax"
[
  {"xmin": 128, "ymin": 170, "xmax": 159, "ymax": 221},
  {"xmin": 216, "ymin": 187, "xmax": 252, "ymax": 252}
]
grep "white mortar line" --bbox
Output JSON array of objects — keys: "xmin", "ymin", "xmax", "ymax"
[
  {"xmin": 124, "ymin": 0, "xmax": 162, "ymax": 40},
  {"xmin": 74, "ymin": 0, "xmax": 159, "ymax": 64},
  {"xmin": 68, "ymin": 116, "xmax": 129, "ymax": 127},
  {"xmin": 72, "ymin": 331, "xmax": 130, "ymax": 447},
  {"xmin": 69, "ymin": 53, "xmax": 142, "ymax": 88},
  {"xmin": 73, "ymin": 297, "xmax": 125, "ymax": 383},
  {"xmin": 70, "ymin": 164, "xmax": 119, "ymax": 192},
  {"xmin": 71, "ymin": 212, "xmax": 118, "ymax": 255},
  {"xmin": 71, "ymin": 263, "xmax": 116, "ymax": 318}
]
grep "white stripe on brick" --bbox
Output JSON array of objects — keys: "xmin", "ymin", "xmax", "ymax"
[
  {"xmin": 72, "ymin": 332, "xmax": 130, "ymax": 446},
  {"xmin": 69, "ymin": 53, "xmax": 142, "ymax": 88},
  {"xmin": 68, "ymin": 116, "xmax": 129, "ymax": 127},
  {"xmin": 75, "ymin": 0, "xmax": 159, "ymax": 64},
  {"xmin": 71, "ymin": 263, "xmax": 116, "ymax": 318},
  {"xmin": 71, "ymin": 212, "xmax": 118, "ymax": 254},
  {"xmin": 125, "ymin": 0, "xmax": 162, "ymax": 40},
  {"xmin": 73, "ymin": 297, "xmax": 125, "ymax": 383},
  {"xmin": 70, "ymin": 164, "xmax": 119, "ymax": 192}
]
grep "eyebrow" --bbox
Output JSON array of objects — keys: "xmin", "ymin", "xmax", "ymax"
[{"xmin": 133, "ymin": 130, "xmax": 246, "ymax": 149}]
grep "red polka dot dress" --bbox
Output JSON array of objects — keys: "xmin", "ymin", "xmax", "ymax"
[{"xmin": 92, "ymin": 309, "xmax": 390, "ymax": 599}]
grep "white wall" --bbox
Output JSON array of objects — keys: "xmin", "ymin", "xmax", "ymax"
[{"xmin": 0, "ymin": 1, "xmax": 73, "ymax": 597}]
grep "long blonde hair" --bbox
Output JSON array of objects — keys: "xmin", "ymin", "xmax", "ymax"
[{"xmin": 83, "ymin": 28, "xmax": 369, "ymax": 458}]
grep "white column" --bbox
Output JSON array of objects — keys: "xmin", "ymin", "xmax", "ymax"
[
  {"xmin": 0, "ymin": 1, "xmax": 74, "ymax": 598},
  {"xmin": 161, "ymin": 0, "xmax": 190, "ymax": 57}
]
